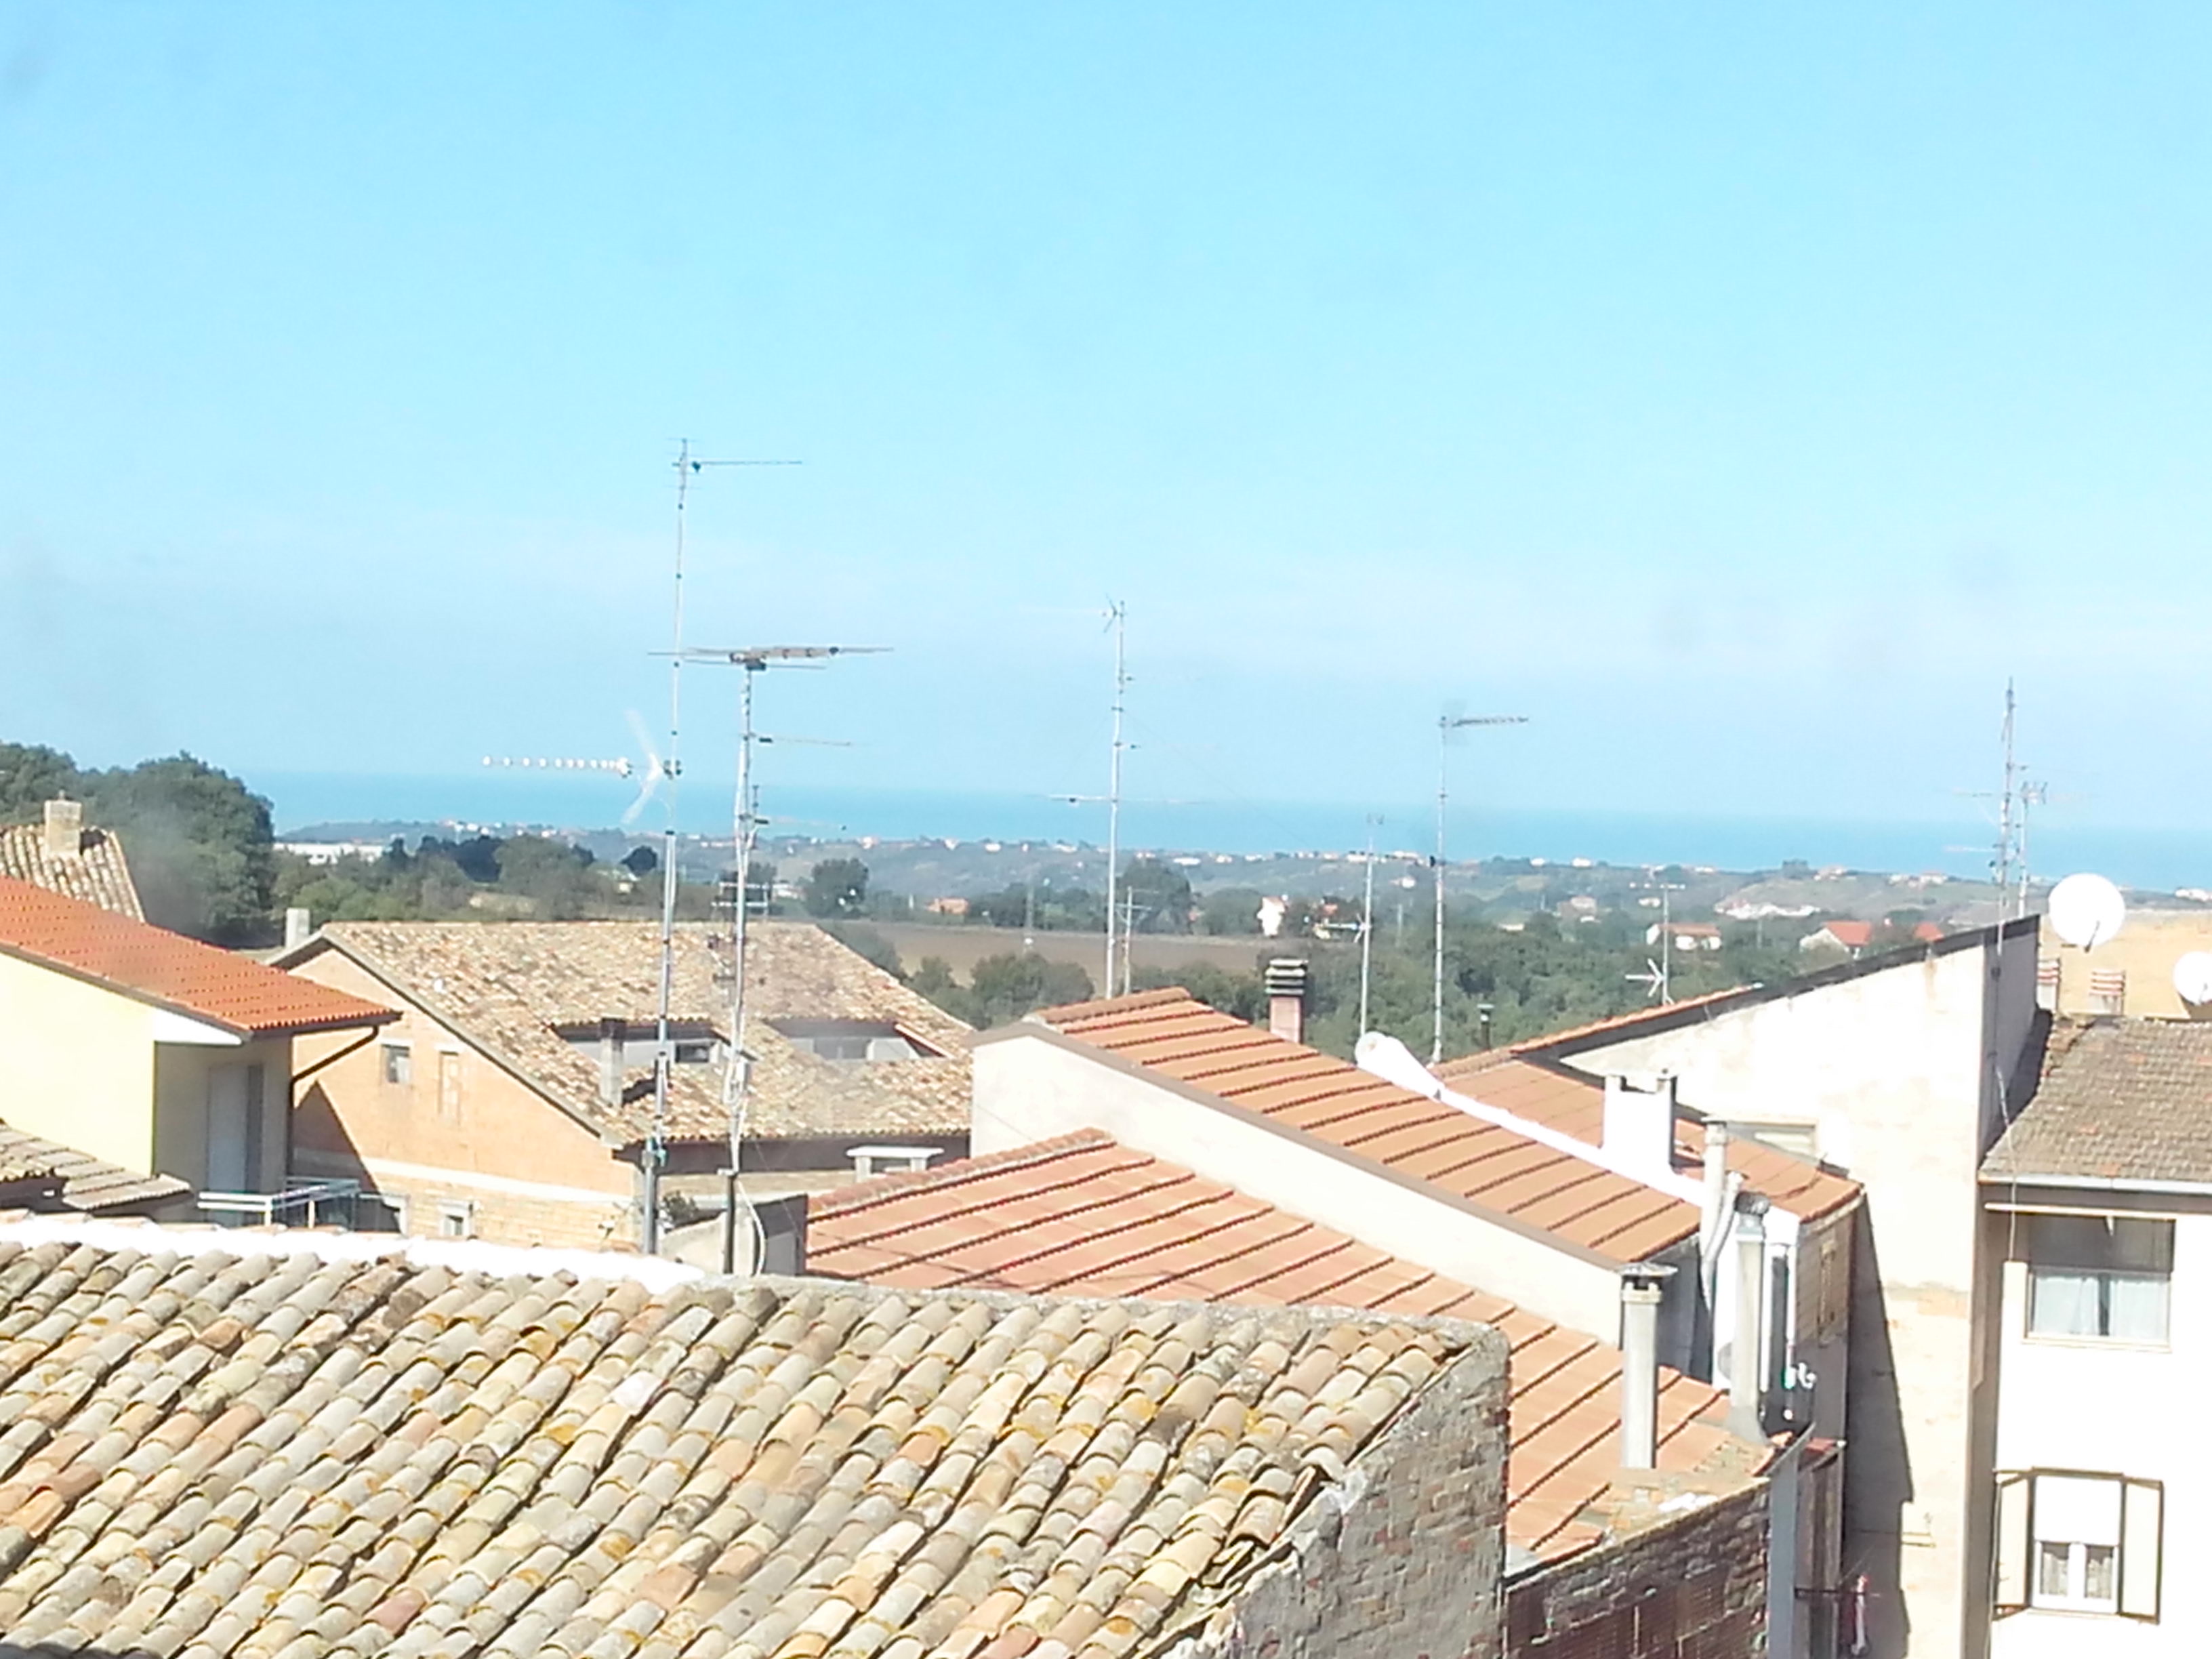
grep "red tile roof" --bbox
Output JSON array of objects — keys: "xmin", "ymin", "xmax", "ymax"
[
  {"xmin": 0, "ymin": 879, "xmax": 394, "ymax": 1037},
  {"xmin": 1435, "ymin": 1054, "xmax": 1862, "ymax": 1222},
  {"xmin": 1817, "ymin": 920, "xmax": 1875, "ymax": 949},
  {"xmin": 809, "ymin": 1131, "xmax": 1757, "ymax": 1564},
  {"xmin": 1032, "ymin": 990, "xmax": 1699, "ymax": 1261}
]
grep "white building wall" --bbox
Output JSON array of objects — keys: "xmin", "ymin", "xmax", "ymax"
[
  {"xmin": 1554, "ymin": 925, "xmax": 2040, "ymax": 1659},
  {"xmin": 1989, "ymin": 1196, "xmax": 2211, "ymax": 1656}
]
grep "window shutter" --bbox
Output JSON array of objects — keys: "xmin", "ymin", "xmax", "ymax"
[
  {"xmin": 1993, "ymin": 1472, "xmax": 2030, "ymax": 1616},
  {"xmin": 2119, "ymin": 1478, "xmax": 2163, "ymax": 1622}
]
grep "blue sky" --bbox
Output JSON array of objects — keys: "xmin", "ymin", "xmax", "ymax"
[{"xmin": 5, "ymin": 3, "xmax": 2212, "ymax": 848}]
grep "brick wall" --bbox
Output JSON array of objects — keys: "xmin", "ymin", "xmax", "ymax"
[
  {"xmin": 364, "ymin": 1174, "xmax": 633, "ymax": 1250},
  {"xmin": 1202, "ymin": 1319, "xmax": 1513, "ymax": 1659},
  {"xmin": 1507, "ymin": 1483, "xmax": 1771, "ymax": 1659}
]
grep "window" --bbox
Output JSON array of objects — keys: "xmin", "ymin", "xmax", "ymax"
[
  {"xmin": 2022, "ymin": 1214, "xmax": 2173, "ymax": 1344},
  {"xmin": 436, "ymin": 1051, "xmax": 463, "ymax": 1125},
  {"xmin": 437, "ymin": 1200, "xmax": 474, "ymax": 1240},
  {"xmin": 382, "ymin": 1043, "xmax": 412, "ymax": 1086},
  {"xmin": 1995, "ymin": 1471, "xmax": 2163, "ymax": 1621}
]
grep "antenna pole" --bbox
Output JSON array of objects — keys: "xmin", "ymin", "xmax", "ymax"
[
  {"xmin": 722, "ymin": 662, "xmax": 760, "ymax": 1272},
  {"xmin": 643, "ymin": 443, "xmax": 696, "ymax": 1254},
  {"xmin": 1996, "ymin": 680, "xmax": 2018, "ymax": 921},
  {"xmin": 1660, "ymin": 884, "xmax": 1673, "ymax": 1005},
  {"xmin": 1104, "ymin": 602, "xmax": 1128, "ymax": 996},
  {"xmin": 1433, "ymin": 718, "xmax": 1448, "ymax": 1065},
  {"xmin": 1359, "ymin": 816, "xmax": 1380, "ymax": 1038}
]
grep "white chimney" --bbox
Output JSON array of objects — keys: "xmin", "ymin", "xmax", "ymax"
[
  {"xmin": 1618, "ymin": 1262, "xmax": 1673, "ymax": 1470},
  {"xmin": 1265, "ymin": 958, "xmax": 1310, "ymax": 1046},
  {"xmin": 41, "ymin": 798, "xmax": 82, "ymax": 860},
  {"xmin": 1731, "ymin": 1195, "xmax": 1771, "ymax": 1434},
  {"xmin": 1601, "ymin": 1072, "xmax": 1679, "ymax": 1185},
  {"xmin": 598, "ymin": 1018, "xmax": 626, "ymax": 1108},
  {"xmin": 284, "ymin": 907, "xmax": 313, "ymax": 950}
]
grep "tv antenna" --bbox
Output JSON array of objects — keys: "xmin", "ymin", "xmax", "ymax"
[
  {"xmin": 640, "ymin": 441, "xmax": 800, "ymax": 1256},
  {"xmin": 1050, "ymin": 607, "xmax": 1133, "ymax": 994},
  {"xmin": 1432, "ymin": 708, "xmax": 1528, "ymax": 1063},
  {"xmin": 1358, "ymin": 814, "xmax": 1385, "ymax": 1038},
  {"xmin": 682, "ymin": 642, "xmax": 886, "ymax": 1272}
]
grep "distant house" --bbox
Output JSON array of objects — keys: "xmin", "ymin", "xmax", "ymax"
[
  {"xmin": 0, "ymin": 798, "xmax": 143, "ymax": 919},
  {"xmin": 0, "ymin": 877, "xmax": 396, "ymax": 1222},
  {"xmin": 1648, "ymin": 919, "xmax": 1725, "ymax": 951},
  {"xmin": 279, "ymin": 920, "xmax": 973, "ymax": 1250},
  {"xmin": 1800, "ymin": 919, "xmax": 1876, "ymax": 956}
]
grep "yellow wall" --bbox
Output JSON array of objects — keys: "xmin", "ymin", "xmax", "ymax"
[
  {"xmin": 2043, "ymin": 911, "xmax": 2212, "ymax": 1020},
  {"xmin": 0, "ymin": 948, "xmax": 165, "ymax": 1173},
  {"xmin": 151, "ymin": 1038, "xmax": 293, "ymax": 1191},
  {"xmin": 289, "ymin": 947, "xmax": 636, "ymax": 1246}
]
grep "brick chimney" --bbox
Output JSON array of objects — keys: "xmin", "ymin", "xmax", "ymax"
[
  {"xmin": 1264, "ymin": 958, "xmax": 1310, "ymax": 1046},
  {"xmin": 41, "ymin": 798, "xmax": 82, "ymax": 860}
]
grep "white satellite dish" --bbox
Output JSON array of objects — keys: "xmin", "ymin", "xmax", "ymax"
[
  {"xmin": 2175, "ymin": 951, "xmax": 2212, "ymax": 1008},
  {"xmin": 2047, "ymin": 872, "xmax": 2127, "ymax": 951}
]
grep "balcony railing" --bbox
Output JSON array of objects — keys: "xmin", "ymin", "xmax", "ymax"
[{"xmin": 197, "ymin": 1178, "xmax": 364, "ymax": 1229}]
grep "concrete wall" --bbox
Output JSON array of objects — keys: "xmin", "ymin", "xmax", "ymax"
[
  {"xmin": 1557, "ymin": 928, "xmax": 2039, "ymax": 1659},
  {"xmin": 0, "ymin": 948, "xmax": 169, "ymax": 1173},
  {"xmin": 1988, "ymin": 1189, "xmax": 2210, "ymax": 1656},
  {"xmin": 1504, "ymin": 1485, "xmax": 1772, "ymax": 1658},
  {"xmin": 975, "ymin": 1031, "xmax": 1632, "ymax": 1343},
  {"xmin": 1200, "ymin": 1319, "xmax": 1511, "ymax": 1659},
  {"xmin": 289, "ymin": 947, "xmax": 635, "ymax": 1248}
]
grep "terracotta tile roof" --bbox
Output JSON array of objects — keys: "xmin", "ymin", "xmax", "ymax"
[
  {"xmin": 1435, "ymin": 1054, "xmax": 1862, "ymax": 1222},
  {"xmin": 808, "ymin": 1132, "xmax": 1760, "ymax": 1564},
  {"xmin": 0, "ymin": 1227, "xmax": 1482, "ymax": 1654},
  {"xmin": 1033, "ymin": 991, "xmax": 1698, "ymax": 1261},
  {"xmin": 0, "ymin": 878, "xmax": 393, "ymax": 1038},
  {"xmin": 0, "ymin": 820, "xmax": 143, "ymax": 919},
  {"xmin": 1815, "ymin": 920, "xmax": 1876, "ymax": 949},
  {"xmin": 293, "ymin": 921, "xmax": 972, "ymax": 1145},
  {"xmin": 0, "ymin": 1123, "xmax": 192, "ymax": 1212},
  {"xmin": 1985, "ymin": 1017, "xmax": 2212, "ymax": 1185}
]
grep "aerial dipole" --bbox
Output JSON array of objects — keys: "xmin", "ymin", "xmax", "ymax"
[
  {"xmin": 1432, "ymin": 711, "xmax": 1528, "ymax": 1065},
  {"xmin": 684, "ymin": 643, "xmax": 883, "ymax": 1273}
]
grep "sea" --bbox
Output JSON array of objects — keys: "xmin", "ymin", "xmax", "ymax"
[{"xmin": 258, "ymin": 771, "xmax": 2212, "ymax": 896}]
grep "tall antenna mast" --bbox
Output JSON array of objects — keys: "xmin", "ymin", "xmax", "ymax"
[
  {"xmin": 1104, "ymin": 602, "xmax": 1128, "ymax": 996},
  {"xmin": 1433, "ymin": 712, "xmax": 1528, "ymax": 1064},
  {"xmin": 1994, "ymin": 679, "xmax": 2018, "ymax": 919},
  {"xmin": 642, "ymin": 443, "xmax": 800, "ymax": 1256},
  {"xmin": 1358, "ymin": 815, "xmax": 1382, "ymax": 1038},
  {"xmin": 684, "ymin": 643, "xmax": 883, "ymax": 1273}
]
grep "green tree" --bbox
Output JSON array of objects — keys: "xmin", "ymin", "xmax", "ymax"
[
  {"xmin": 491, "ymin": 834, "xmax": 596, "ymax": 920},
  {"xmin": 0, "ymin": 743, "xmax": 85, "ymax": 821},
  {"xmin": 1120, "ymin": 857, "xmax": 1193, "ymax": 933},
  {"xmin": 1197, "ymin": 887, "xmax": 1264, "ymax": 936},
  {"xmin": 804, "ymin": 858, "xmax": 869, "ymax": 919},
  {"xmin": 87, "ymin": 754, "xmax": 276, "ymax": 944},
  {"xmin": 1131, "ymin": 962, "xmax": 1266, "ymax": 1021}
]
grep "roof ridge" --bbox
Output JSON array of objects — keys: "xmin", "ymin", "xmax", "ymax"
[
  {"xmin": 808, "ymin": 1130, "xmax": 1115, "ymax": 1216},
  {"xmin": 1035, "ymin": 987, "xmax": 1206, "ymax": 1025}
]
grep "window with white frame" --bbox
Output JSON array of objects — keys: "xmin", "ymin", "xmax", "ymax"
[
  {"xmin": 1994, "ymin": 1470, "xmax": 2163, "ymax": 1622},
  {"xmin": 437, "ymin": 1200, "xmax": 474, "ymax": 1240},
  {"xmin": 382, "ymin": 1042, "xmax": 412, "ymax": 1086},
  {"xmin": 2021, "ymin": 1213, "xmax": 2173, "ymax": 1344}
]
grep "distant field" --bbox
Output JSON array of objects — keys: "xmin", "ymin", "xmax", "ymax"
[{"xmin": 865, "ymin": 922, "xmax": 1282, "ymax": 985}]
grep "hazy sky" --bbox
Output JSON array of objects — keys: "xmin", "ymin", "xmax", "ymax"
[{"xmin": 5, "ymin": 4, "xmax": 2211, "ymax": 838}]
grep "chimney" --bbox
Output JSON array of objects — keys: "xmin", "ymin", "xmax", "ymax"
[
  {"xmin": 41, "ymin": 798, "xmax": 82, "ymax": 860},
  {"xmin": 1601, "ymin": 1072, "xmax": 1678, "ymax": 1184},
  {"xmin": 1265, "ymin": 958, "xmax": 1310, "ymax": 1046},
  {"xmin": 284, "ymin": 907, "xmax": 313, "ymax": 950},
  {"xmin": 598, "ymin": 1018, "xmax": 626, "ymax": 1107},
  {"xmin": 1618, "ymin": 1262, "xmax": 1674, "ymax": 1470},
  {"xmin": 1731, "ymin": 1195, "xmax": 1771, "ymax": 1433},
  {"xmin": 1700, "ymin": 1118, "xmax": 1734, "ymax": 1271}
]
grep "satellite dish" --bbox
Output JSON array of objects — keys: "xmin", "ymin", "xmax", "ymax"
[
  {"xmin": 2175, "ymin": 952, "xmax": 2212, "ymax": 1008},
  {"xmin": 2047, "ymin": 873, "xmax": 2127, "ymax": 951}
]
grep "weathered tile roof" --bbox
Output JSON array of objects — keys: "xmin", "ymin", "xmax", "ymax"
[
  {"xmin": 0, "ymin": 1225, "xmax": 1484, "ymax": 1656},
  {"xmin": 1984, "ymin": 1017, "xmax": 2212, "ymax": 1185},
  {"xmin": 0, "ymin": 821, "xmax": 144, "ymax": 920},
  {"xmin": 1033, "ymin": 991, "xmax": 1698, "ymax": 1262},
  {"xmin": 0, "ymin": 879, "xmax": 395, "ymax": 1038},
  {"xmin": 1435, "ymin": 1053, "xmax": 1862, "ymax": 1222},
  {"xmin": 289, "ymin": 922, "xmax": 972, "ymax": 1146},
  {"xmin": 808, "ymin": 1131, "xmax": 1759, "ymax": 1565},
  {"xmin": 0, "ymin": 1124, "xmax": 191, "ymax": 1213}
]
